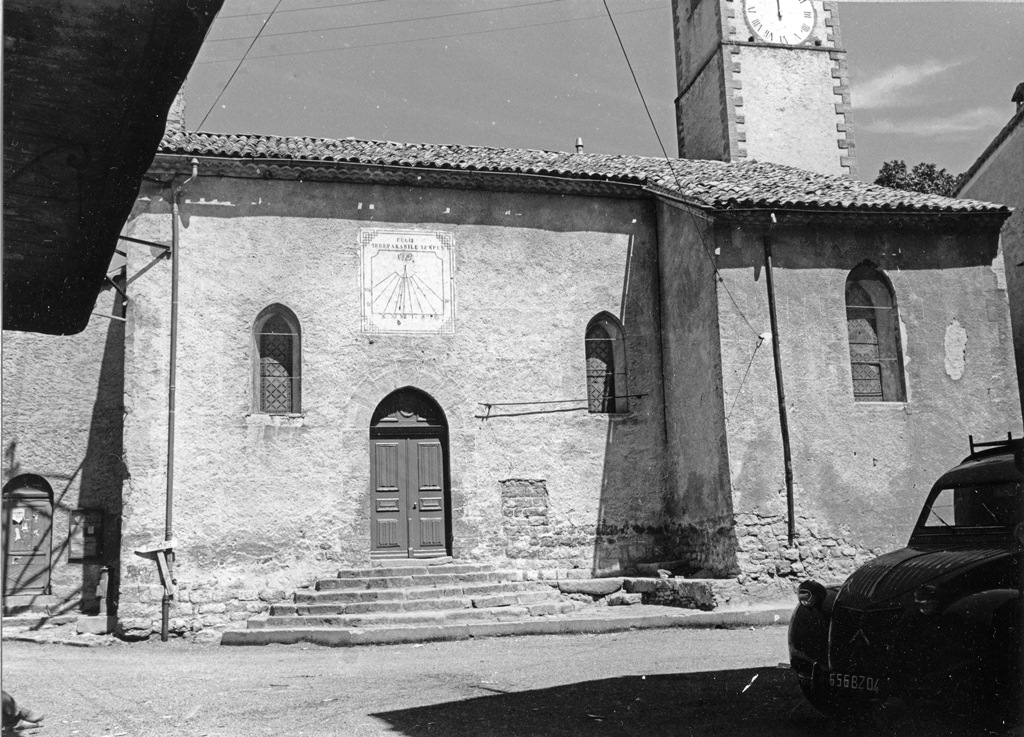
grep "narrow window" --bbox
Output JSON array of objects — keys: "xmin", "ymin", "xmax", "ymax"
[
  {"xmin": 585, "ymin": 314, "xmax": 628, "ymax": 414},
  {"xmin": 846, "ymin": 264, "xmax": 905, "ymax": 402},
  {"xmin": 254, "ymin": 305, "xmax": 301, "ymax": 414}
]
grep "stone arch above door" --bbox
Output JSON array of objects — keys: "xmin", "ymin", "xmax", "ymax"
[{"xmin": 371, "ymin": 386, "xmax": 448, "ymax": 430}]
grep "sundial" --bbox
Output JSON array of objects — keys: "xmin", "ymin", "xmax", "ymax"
[{"xmin": 359, "ymin": 228, "xmax": 456, "ymax": 334}]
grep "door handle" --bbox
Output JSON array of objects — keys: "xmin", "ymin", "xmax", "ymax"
[{"xmin": 412, "ymin": 503, "xmax": 417, "ymax": 510}]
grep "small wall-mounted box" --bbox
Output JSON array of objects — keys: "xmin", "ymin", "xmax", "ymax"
[{"xmin": 68, "ymin": 509, "xmax": 104, "ymax": 562}]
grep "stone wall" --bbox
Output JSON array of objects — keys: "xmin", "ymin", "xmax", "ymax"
[
  {"xmin": 2, "ymin": 284, "xmax": 126, "ymax": 613},
  {"xmin": 716, "ymin": 222, "xmax": 1021, "ymax": 580},
  {"xmin": 655, "ymin": 204, "xmax": 738, "ymax": 577},
  {"xmin": 117, "ymin": 175, "xmax": 669, "ymax": 629},
  {"xmin": 957, "ymin": 113, "xmax": 1024, "ymax": 417},
  {"xmin": 734, "ymin": 509, "xmax": 878, "ymax": 586}
]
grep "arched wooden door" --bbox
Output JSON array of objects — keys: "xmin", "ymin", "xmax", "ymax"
[
  {"xmin": 2, "ymin": 474, "xmax": 54, "ymax": 604},
  {"xmin": 369, "ymin": 388, "xmax": 451, "ymax": 559}
]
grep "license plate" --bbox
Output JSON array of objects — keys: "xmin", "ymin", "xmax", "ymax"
[{"xmin": 828, "ymin": 671, "xmax": 883, "ymax": 694}]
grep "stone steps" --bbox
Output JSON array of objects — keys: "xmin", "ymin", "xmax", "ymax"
[
  {"xmin": 318, "ymin": 567, "xmax": 521, "ymax": 591},
  {"xmin": 223, "ymin": 564, "xmax": 764, "ymax": 647},
  {"xmin": 252, "ymin": 599, "xmax": 576, "ymax": 629},
  {"xmin": 285, "ymin": 581, "xmax": 551, "ymax": 612},
  {"xmin": 231, "ymin": 560, "xmax": 574, "ymax": 640}
]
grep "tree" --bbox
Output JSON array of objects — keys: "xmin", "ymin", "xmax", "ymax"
[{"xmin": 874, "ymin": 160, "xmax": 961, "ymax": 197}]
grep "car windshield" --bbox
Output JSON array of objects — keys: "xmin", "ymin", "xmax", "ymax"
[{"xmin": 921, "ymin": 481, "xmax": 1021, "ymax": 531}]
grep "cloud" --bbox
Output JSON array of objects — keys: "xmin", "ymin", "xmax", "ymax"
[
  {"xmin": 857, "ymin": 106, "xmax": 1007, "ymax": 137},
  {"xmin": 851, "ymin": 60, "xmax": 965, "ymax": 110}
]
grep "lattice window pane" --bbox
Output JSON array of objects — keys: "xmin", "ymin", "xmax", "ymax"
[
  {"xmin": 851, "ymin": 363, "xmax": 883, "ymax": 401},
  {"xmin": 847, "ymin": 314, "xmax": 878, "ymax": 345},
  {"xmin": 586, "ymin": 334, "xmax": 614, "ymax": 413},
  {"xmin": 258, "ymin": 316, "xmax": 295, "ymax": 413},
  {"xmin": 846, "ymin": 274, "xmax": 900, "ymax": 402},
  {"xmin": 849, "ymin": 342, "xmax": 880, "ymax": 363}
]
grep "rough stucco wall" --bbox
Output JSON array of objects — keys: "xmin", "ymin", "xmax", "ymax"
[
  {"xmin": 736, "ymin": 47, "xmax": 846, "ymax": 176},
  {"xmin": 655, "ymin": 203, "xmax": 736, "ymax": 576},
  {"xmin": 672, "ymin": 0, "xmax": 723, "ymax": 84},
  {"xmin": 672, "ymin": 0, "xmax": 728, "ymax": 160},
  {"xmin": 717, "ymin": 223, "xmax": 1022, "ymax": 584},
  {"xmin": 676, "ymin": 54, "xmax": 729, "ymax": 162},
  {"xmin": 958, "ymin": 120, "xmax": 1024, "ymax": 416},
  {"xmin": 1, "ymin": 286, "xmax": 126, "ymax": 612},
  {"xmin": 117, "ymin": 178, "xmax": 666, "ymax": 633}
]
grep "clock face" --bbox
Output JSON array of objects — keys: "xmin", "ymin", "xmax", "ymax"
[{"xmin": 743, "ymin": 0, "xmax": 816, "ymax": 45}]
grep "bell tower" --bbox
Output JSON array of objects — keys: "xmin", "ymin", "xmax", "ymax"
[{"xmin": 672, "ymin": 0, "xmax": 856, "ymax": 177}]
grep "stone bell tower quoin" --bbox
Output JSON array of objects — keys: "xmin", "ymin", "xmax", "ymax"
[{"xmin": 672, "ymin": 0, "xmax": 856, "ymax": 177}]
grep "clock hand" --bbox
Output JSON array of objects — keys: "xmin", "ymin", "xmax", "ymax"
[{"xmin": 775, "ymin": 0, "xmax": 782, "ymax": 20}]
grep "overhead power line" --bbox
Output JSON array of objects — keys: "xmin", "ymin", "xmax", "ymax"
[
  {"xmin": 216, "ymin": 0, "xmax": 395, "ymax": 21},
  {"xmin": 207, "ymin": 0, "xmax": 566, "ymax": 43},
  {"xmin": 198, "ymin": 0, "xmax": 287, "ymax": 130},
  {"xmin": 195, "ymin": 4, "xmax": 666, "ymax": 64},
  {"xmin": 601, "ymin": 0, "xmax": 762, "ymax": 340}
]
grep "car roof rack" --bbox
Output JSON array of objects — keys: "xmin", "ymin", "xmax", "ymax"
[{"xmin": 968, "ymin": 433, "xmax": 1019, "ymax": 455}]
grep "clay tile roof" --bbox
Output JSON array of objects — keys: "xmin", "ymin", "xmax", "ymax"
[{"xmin": 159, "ymin": 130, "xmax": 1008, "ymax": 216}]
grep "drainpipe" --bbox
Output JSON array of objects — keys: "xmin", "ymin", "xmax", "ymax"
[
  {"xmin": 763, "ymin": 214, "xmax": 796, "ymax": 547},
  {"xmin": 163, "ymin": 159, "xmax": 198, "ymax": 641}
]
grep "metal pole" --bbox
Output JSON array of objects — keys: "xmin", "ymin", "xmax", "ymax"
[
  {"xmin": 163, "ymin": 192, "xmax": 181, "ymax": 642},
  {"xmin": 162, "ymin": 160, "xmax": 197, "ymax": 641},
  {"xmin": 763, "ymin": 221, "xmax": 796, "ymax": 547},
  {"xmin": 1014, "ymin": 446, "xmax": 1024, "ymax": 729}
]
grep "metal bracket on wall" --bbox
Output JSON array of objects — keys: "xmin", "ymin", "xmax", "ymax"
[
  {"xmin": 134, "ymin": 539, "xmax": 177, "ymax": 598},
  {"xmin": 119, "ymin": 234, "xmax": 172, "ymax": 254},
  {"xmin": 90, "ymin": 273, "xmax": 129, "ymax": 322}
]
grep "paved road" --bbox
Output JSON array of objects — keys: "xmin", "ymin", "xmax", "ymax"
[{"xmin": 0, "ymin": 626, "xmax": 1011, "ymax": 736}]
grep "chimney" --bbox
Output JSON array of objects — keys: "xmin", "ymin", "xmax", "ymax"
[{"xmin": 575, "ymin": 137, "xmax": 584, "ymax": 153}]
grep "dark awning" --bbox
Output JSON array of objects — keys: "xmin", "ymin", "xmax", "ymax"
[{"xmin": 3, "ymin": 0, "xmax": 223, "ymax": 335}]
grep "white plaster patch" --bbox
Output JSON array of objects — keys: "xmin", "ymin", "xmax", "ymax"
[
  {"xmin": 991, "ymin": 239, "xmax": 1007, "ymax": 291},
  {"xmin": 944, "ymin": 320, "xmax": 967, "ymax": 380}
]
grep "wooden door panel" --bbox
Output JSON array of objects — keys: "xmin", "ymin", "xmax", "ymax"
[
  {"xmin": 410, "ymin": 439, "xmax": 446, "ymax": 555},
  {"xmin": 419, "ymin": 518, "xmax": 445, "ymax": 547},
  {"xmin": 3, "ymin": 498, "xmax": 53, "ymax": 596},
  {"xmin": 376, "ymin": 520, "xmax": 400, "ymax": 548},
  {"xmin": 370, "ymin": 440, "xmax": 407, "ymax": 553}
]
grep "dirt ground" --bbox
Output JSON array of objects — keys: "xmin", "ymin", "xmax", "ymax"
[{"xmin": 1, "ymin": 626, "xmax": 1018, "ymax": 737}]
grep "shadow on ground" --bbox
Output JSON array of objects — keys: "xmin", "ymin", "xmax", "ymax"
[{"xmin": 373, "ymin": 667, "xmax": 1012, "ymax": 737}]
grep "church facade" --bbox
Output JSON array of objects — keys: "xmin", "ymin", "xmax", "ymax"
[
  {"xmin": 3, "ymin": 1, "xmax": 1020, "ymax": 634},
  {"xmin": 106, "ymin": 134, "xmax": 1019, "ymax": 632}
]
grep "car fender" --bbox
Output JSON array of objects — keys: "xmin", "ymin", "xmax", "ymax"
[
  {"xmin": 942, "ymin": 588, "xmax": 1018, "ymax": 628},
  {"xmin": 788, "ymin": 586, "xmax": 840, "ymax": 673}
]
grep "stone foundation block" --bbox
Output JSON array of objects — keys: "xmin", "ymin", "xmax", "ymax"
[
  {"xmin": 76, "ymin": 615, "xmax": 117, "ymax": 635},
  {"xmin": 623, "ymin": 578, "xmax": 715, "ymax": 610},
  {"xmin": 556, "ymin": 578, "xmax": 623, "ymax": 596},
  {"xmin": 606, "ymin": 592, "xmax": 642, "ymax": 606}
]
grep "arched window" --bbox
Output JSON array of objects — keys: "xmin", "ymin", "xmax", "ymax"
[
  {"xmin": 846, "ymin": 264, "xmax": 905, "ymax": 402},
  {"xmin": 254, "ymin": 304, "xmax": 301, "ymax": 414},
  {"xmin": 585, "ymin": 313, "xmax": 628, "ymax": 414}
]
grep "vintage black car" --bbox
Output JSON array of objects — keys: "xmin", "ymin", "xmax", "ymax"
[{"xmin": 789, "ymin": 436, "xmax": 1022, "ymax": 725}]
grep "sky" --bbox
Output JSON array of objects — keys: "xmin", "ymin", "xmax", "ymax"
[{"xmin": 186, "ymin": 0, "xmax": 1024, "ymax": 183}]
